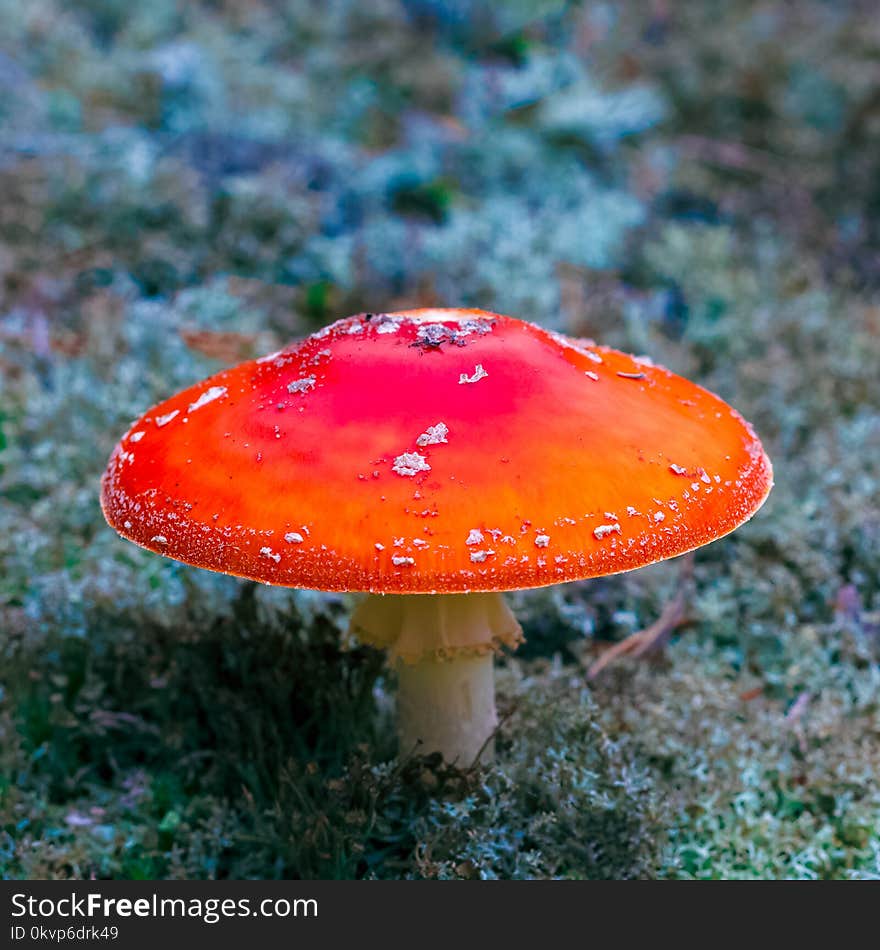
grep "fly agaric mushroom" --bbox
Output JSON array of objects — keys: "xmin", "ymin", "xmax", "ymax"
[{"xmin": 101, "ymin": 308, "xmax": 772, "ymax": 765}]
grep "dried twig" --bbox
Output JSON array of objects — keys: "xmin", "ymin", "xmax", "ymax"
[
  {"xmin": 784, "ymin": 690, "xmax": 811, "ymax": 726},
  {"xmin": 587, "ymin": 555, "xmax": 694, "ymax": 680}
]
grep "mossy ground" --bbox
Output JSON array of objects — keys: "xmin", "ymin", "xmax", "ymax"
[{"xmin": 2, "ymin": 1, "xmax": 880, "ymax": 879}]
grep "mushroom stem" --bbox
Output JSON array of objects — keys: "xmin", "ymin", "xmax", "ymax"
[
  {"xmin": 396, "ymin": 652, "xmax": 497, "ymax": 766},
  {"xmin": 349, "ymin": 591, "xmax": 523, "ymax": 766}
]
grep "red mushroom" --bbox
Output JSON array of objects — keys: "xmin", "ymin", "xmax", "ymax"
[{"xmin": 101, "ymin": 308, "xmax": 772, "ymax": 764}]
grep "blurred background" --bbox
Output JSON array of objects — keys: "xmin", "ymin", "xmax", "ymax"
[{"xmin": 2, "ymin": 0, "xmax": 880, "ymax": 879}]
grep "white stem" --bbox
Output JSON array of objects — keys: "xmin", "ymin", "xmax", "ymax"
[
  {"xmin": 348, "ymin": 592, "xmax": 523, "ymax": 766},
  {"xmin": 396, "ymin": 652, "xmax": 497, "ymax": 766}
]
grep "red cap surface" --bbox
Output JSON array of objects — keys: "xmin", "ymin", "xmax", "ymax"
[{"xmin": 101, "ymin": 308, "xmax": 773, "ymax": 593}]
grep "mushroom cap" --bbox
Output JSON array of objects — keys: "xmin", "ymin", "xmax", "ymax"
[{"xmin": 101, "ymin": 308, "xmax": 772, "ymax": 593}]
